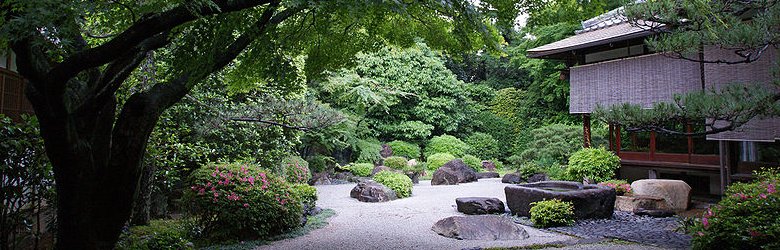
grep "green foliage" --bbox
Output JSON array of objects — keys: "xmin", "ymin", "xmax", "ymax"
[
  {"xmin": 0, "ymin": 115, "xmax": 55, "ymax": 249},
  {"xmin": 518, "ymin": 162, "xmax": 546, "ymax": 179},
  {"xmin": 426, "ymin": 153, "xmax": 457, "ymax": 171},
  {"xmin": 685, "ymin": 169, "xmax": 780, "ymax": 249},
  {"xmin": 281, "ymin": 156, "xmax": 311, "ymax": 184},
  {"xmin": 464, "ymin": 132, "xmax": 500, "ymax": 160},
  {"xmin": 289, "ymin": 184, "xmax": 318, "ymax": 210},
  {"xmin": 347, "ymin": 163, "xmax": 374, "ymax": 177},
  {"xmin": 597, "ymin": 180, "xmax": 632, "ymax": 196},
  {"xmin": 355, "ymin": 138, "xmax": 382, "ymax": 164},
  {"xmin": 307, "ymin": 155, "xmax": 336, "ymax": 173},
  {"xmin": 373, "ymin": 171, "xmax": 413, "ymax": 199},
  {"xmin": 184, "ymin": 163, "xmax": 302, "ymax": 241},
  {"xmin": 387, "ymin": 140, "xmax": 421, "ymax": 159},
  {"xmin": 530, "ymin": 199, "xmax": 575, "ymax": 228},
  {"xmin": 565, "ymin": 147, "xmax": 620, "ymax": 183},
  {"xmin": 520, "ymin": 124, "xmax": 607, "ymax": 165},
  {"xmin": 384, "ymin": 156, "xmax": 409, "ymax": 171},
  {"xmin": 425, "ymin": 134, "xmax": 470, "ymax": 157},
  {"xmin": 116, "ymin": 219, "xmax": 194, "ymax": 250},
  {"xmin": 462, "ymin": 155, "xmax": 483, "ymax": 172}
]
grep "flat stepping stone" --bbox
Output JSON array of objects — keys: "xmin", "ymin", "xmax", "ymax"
[{"xmin": 456, "ymin": 197, "xmax": 505, "ymax": 215}]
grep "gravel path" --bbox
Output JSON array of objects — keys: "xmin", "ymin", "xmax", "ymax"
[{"xmin": 257, "ymin": 179, "xmax": 572, "ymax": 250}]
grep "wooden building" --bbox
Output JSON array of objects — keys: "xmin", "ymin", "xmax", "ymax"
[
  {"xmin": 528, "ymin": 8, "xmax": 780, "ymax": 195},
  {"xmin": 0, "ymin": 51, "xmax": 34, "ymax": 121}
]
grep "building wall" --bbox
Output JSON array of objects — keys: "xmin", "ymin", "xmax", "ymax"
[
  {"xmin": 569, "ymin": 48, "xmax": 779, "ymax": 141},
  {"xmin": 0, "ymin": 51, "xmax": 34, "ymax": 121}
]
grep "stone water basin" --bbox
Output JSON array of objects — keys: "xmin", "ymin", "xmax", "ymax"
[{"xmin": 505, "ymin": 181, "xmax": 616, "ymax": 219}]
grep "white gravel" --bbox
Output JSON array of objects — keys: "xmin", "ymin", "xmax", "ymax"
[{"xmin": 257, "ymin": 178, "xmax": 573, "ymax": 250}]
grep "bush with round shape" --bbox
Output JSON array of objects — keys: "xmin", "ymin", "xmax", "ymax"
[
  {"xmin": 184, "ymin": 163, "xmax": 302, "ymax": 241},
  {"xmin": 424, "ymin": 134, "xmax": 469, "ymax": 157},
  {"xmin": 564, "ymin": 147, "xmax": 620, "ymax": 183},
  {"xmin": 348, "ymin": 163, "xmax": 374, "ymax": 177},
  {"xmin": 464, "ymin": 132, "xmax": 500, "ymax": 160},
  {"xmin": 685, "ymin": 169, "xmax": 779, "ymax": 249},
  {"xmin": 290, "ymin": 184, "xmax": 318, "ymax": 210},
  {"xmin": 518, "ymin": 162, "xmax": 545, "ymax": 179},
  {"xmin": 387, "ymin": 140, "xmax": 421, "ymax": 159},
  {"xmin": 116, "ymin": 219, "xmax": 194, "ymax": 250},
  {"xmin": 373, "ymin": 171, "xmax": 413, "ymax": 198},
  {"xmin": 462, "ymin": 155, "xmax": 482, "ymax": 172},
  {"xmin": 426, "ymin": 153, "xmax": 456, "ymax": 171},
  {"xmin": 530, "ymin": 199, "xmax": 575, "ymax": 228},
  {"xmin": 384, "ymin": 156, "xmax": 409, "ymax": 171},
  {"xmin": 597, "ymin": 180, "xmax": 632, "ymax": 196},
  {"xmin": 281, "ymin": 156, "xmax": 311, "ymax": 184}
]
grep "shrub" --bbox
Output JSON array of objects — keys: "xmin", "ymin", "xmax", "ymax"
[
  {"xmin": 355, "ymin": 138, "xmax": 382, "ymax": 163},
  {"xmin": 464, "ymin": 132, "xmax": 500, "ymax": 160},
  {"xmin": 373, "ymin": 171, "xmax": 413, "ymax": 198},
  {"xmin": 426, "ymin": 153, "xmax": 456, "ymax": 171},
  {"xmin": 518, "ymin": 162, "xmax": 545, "ymax": 179},
  {"xmin": 424, "ymin": 134, "xmax": 469, "ymax": 157},
  {"xmin": 290, "ymin": 184, "xmax": 318, "ymax": 210},
  {"xmin": 281, "ymin": 156, "xmax": 311, "ymax": 184},
  {"xmin": 348, "ymin": 163, "xmax": 374, "ymax": 177},
  {"xmin": 387, "ymin": 140, "xmax": 421, "ymax": 159},
  {"xmin": 462, "ymin": 155, "xmax": 483, "ymax": 172},
  {"xmin": 685, "ymin": 169, "xmax": 780, "ymax": 249},
  {"xmin": 184, "ymin": 163, "xmax": 302, "ymax": 241},
  {"xmin": 384, "ymin": 156, "xmax": 409, "ymax": 171},
  {"xmin": 565, "ymin": 147, "xmax": 620, "ymax": 183},
  {"xmin": 597, "ymin": 180, "xmax": 632, "ymax": 195},
  {"xmin": 530, "ymin": 199, "xmax": 575, "ymax": 228},
  {"xmin": 307, "ymin": 155, "xmax": 336, "ymax": 173},
  {"xmin": 519, "ymin": 124, "xmax": 607, "ymax": 165},
  {"xmin": 116, "ymin": 219, "xmax": 194, "ymax": 250}
]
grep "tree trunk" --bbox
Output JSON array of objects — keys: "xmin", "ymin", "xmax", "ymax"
[{"xmin": 130, "ymin": 161, "xmax": 156, "ymax": 226}]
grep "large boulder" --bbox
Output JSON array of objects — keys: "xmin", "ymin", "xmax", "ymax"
[
  {"xmin": 311, "ymin": 172, "xmax": 331, "ymax": 185},
  {"xmin": 350, "ymin": 181, "xmax": 397, "ymax": 202},
  {"xmin": 431, "ymin": 215, "xmax": 529, "ymax": 240},
  {"xmin": 501, "ymin": 173, "xmax": 524, "ymax": 184},
  {"xmin": 631, "ymin": 179, "xmax": 691, "ymax": 211},
  {"xmin": 481, "ymin": 160, "xmax": 497, "ymax": 172},
  {"xmin": 526, "ymin": 173, "xmax": 549, "ymax": 183},
  {"xmin": 615, "ymin": 195, "xmax": 668, "ymax": 212},
  {"xmin": 456, "ymin": 197, "xmax": 506, "ymax": 215},
  {"xmin": 505, "ymin": 181, "xmax": 616, "ymax": 219},
  {"xmin": 476, "ymin": 172, "xmax": 500, "ymax": 179},
  {"xmin": 431, "ymin": 159, "xmax": 477, "ymax": 185}
]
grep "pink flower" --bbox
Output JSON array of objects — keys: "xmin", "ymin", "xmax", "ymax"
[
  {"xmin": 243, "ymin": 203, "xmax": 250, "ymax": 208},
  {"xmin": 702, "ymin": 217, "xmax": 709, "ymax": 229},
  {"xmin": 248, "ymin": 176, "xmax": 255, "ymax": 185},
  {"xmin": 206, "ymin": 182, "xmax": 212, "ymax": 187},
  {"xmin": 760, "ymin": 193, "xmax": 768, "ymax": 199},
  {"xmin": 697, "ymin": 232, "xmax": 705, "ymax": 236},
  {"xmin": 213, "ymin": 192, "xmax": 220, "ymax": 197},
  {"xmin": 198, "ymin": 188, "xmax": 205, "ymax": 195},
  {"xmin": 768, "ymin": 183, "xmax": 776, "ymax": 194},
  {"xmin": 191, "ymin": 185, "xmax": 198, "ymax": 191},
  {"xmin": 705, "ymin": 208, "xmax": 713, "ymax": 218}
]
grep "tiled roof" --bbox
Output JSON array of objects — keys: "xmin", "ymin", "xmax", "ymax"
[{"xmin": 527, "ymin": 7, "xmax": 658, "ymax": 58}]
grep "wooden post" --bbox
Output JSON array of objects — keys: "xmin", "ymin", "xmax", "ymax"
[
  {"xmin": 719, "ymin": 141, "xmax": 727, "ymax": 195},
  {"xmin": 686, "ymin": 122, "xmax": 693, "ymax": 163},
  {"xmin": 650, "ymin": 130, "xmax": 656, "ymax": 161},
  {"xmin": 615, "ymin": 125, "xmax": 622, "ymax": 156},
  {"xmin": 583, "ymin": 114, "xmax": 592, "ymax": 148},
  {"xmin": 608, "ymin": 123, "xmax": 614, "ymax": 151}
]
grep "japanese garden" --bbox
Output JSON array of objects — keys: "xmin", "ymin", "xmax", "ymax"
[{"xmin": 1, "ymin": 0, "xmax": 778, "ymax": 249}]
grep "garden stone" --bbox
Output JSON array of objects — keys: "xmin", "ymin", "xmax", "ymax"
[
  {"xmin": 476, "ymin": 172, "xmax": 500, "ymax": 179},
  {"xmin": 615, "ymin": 195, "xmax": 668, "ymax": 212},
  {"xmin": 371, "ymin": 166, "xmax": 393, "ymax": 176},
  {"xmin": 633, "ymin": 208, "xmax": 675, "ymax": 218},
  {"xmin": 456, "ymin": 197, "xmax": 505, "ymax": 215},
  {"xmin": 431, "ymin": 159, "xmax": 477, "ymax": 185},
  {"xmin": 350, "ymin": 181, "xmax": 397, "ymax": 202},
  {"xmin": 526, "ymin": 173, "xmax": 549, "ymax": 183},
  {"xmin": 405, "ymin": 171, "xmax": 420, "ymax": 184},
  {"xmin": 631, "ymin": 179, "xmax": 691, "ymax": 211},
  {"xmin": 505, "ymin": 181, "xmax": 616, "ymax": 219},
  {"xmin": 431, "ymin": 215, "xmax": 529, "ymax": 240},
  {"xmin": 311, "ymin": 172, "xmax": 331, "ymax": 185},
  {"xmin": 380, "ymin": 144, "xmax": 393, "ymax": 158},
  {"xmin": 501, "ymin": 173, "xmax": 523, "ymax": 184},
  {"xmin": 481, "ymin": 161, "xmax": 496, "ymax": 171}
]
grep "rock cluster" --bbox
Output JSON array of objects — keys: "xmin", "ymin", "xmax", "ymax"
[
  {"xmin": 350, "ymin": 181, "xmax": 397, "ymax": 202},
  {"xmin": 431, "ymin": 159, "xmax": 477, "ymax": 185}
]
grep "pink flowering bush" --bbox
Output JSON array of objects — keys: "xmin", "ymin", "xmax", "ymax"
[
  {"xmin": 183, "ymin": 163, "xmax": 302, "ymax": 241},
  {"xmin": 685, "ymin": 168, "xmax": 779, "ymax": 249},
  {"xmin": 281, "ymin": 156, "xmax": 311, "ymax": 184},
  {"xmin": 597, "ymin": 180, "xmax": 632, "ymax": 196}
]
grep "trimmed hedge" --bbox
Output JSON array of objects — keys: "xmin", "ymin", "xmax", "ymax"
[
  {"xmin": 281, "ymin": 156, "xmax": 311, "ymax": 184},
  {"xmin": 462, "ymin": 154, "xmax": 482, "ymax": 172},
  {"xmin": 565, "ymin": 147, "xmax": 620, "ymax": 183},
  {"xmin": 426, "ymin": 153, "xmax": 456, "ymax": 171},
  {"xmin": 373, "ymin": 171, "xmax": 413, "ymax": 198},
  {"xmin": 387, "ymin": 140, "xmax": 421, "ymax": 159},
  {"xmin": 425, "ymin": 134, "xmax": 469, "ymax": 157},
  {"xmin": 530, "ymin": 199, "xmax": 575, "ymax": 228}
]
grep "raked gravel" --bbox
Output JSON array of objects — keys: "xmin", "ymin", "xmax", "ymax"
[{"xmin": 256, "ymin": 178, "xmax": 572, "ymax": 250}]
